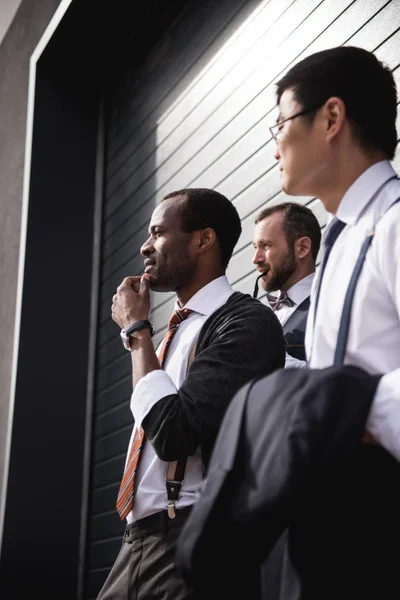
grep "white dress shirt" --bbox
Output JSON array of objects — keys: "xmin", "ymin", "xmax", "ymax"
[
  {"xmin": 305, "ymin": 160, "xmax": 400, "ymax": 461},
  {"xmin": 268, "ymin": 273, "xmax": 314, "ymax": 368},
  {"xmin": 125, "ymin": 275, "xmax": 235, "ymax": 522}
]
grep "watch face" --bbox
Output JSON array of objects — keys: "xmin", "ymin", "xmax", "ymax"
[
  {"xmin": 120, "ymin": 329, "xmax": 131, "ymax": 350},
  {"xmin": 120, "ymin": 321, "xmax": 154, "ymax": 351}
]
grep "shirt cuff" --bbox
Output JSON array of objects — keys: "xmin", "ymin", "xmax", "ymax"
[
  {"xmin": 366, "ymin": 367, "xmax": 400, "ymax": 461},
  {"xmin": 130, "ymin": 369, "xmax": 178, "ymax": 428},
  {"xmin": 284, "ymin": 353, "xmax": 307, "ymax": 369}
]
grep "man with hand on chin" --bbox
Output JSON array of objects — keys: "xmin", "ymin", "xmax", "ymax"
[{"xmin": 97, "ymin": 187, "xmax": 285, "ymax": 600}]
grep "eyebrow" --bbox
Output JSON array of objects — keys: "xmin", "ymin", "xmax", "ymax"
[{"xmin": 253, "ymin": 237, "xmax": 271, "ymax": 246}]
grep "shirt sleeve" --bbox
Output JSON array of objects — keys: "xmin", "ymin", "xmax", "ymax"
[
  {"xmin": 367, "ymin": 368, "xmax": 400, "ymax": 461},
  {"xmin": 284, "ymin": 353, "xmax": 307, "ymax": 369},
  {"xmin": 366, "ymin": 207, "xmax": 400, "ymax": 461},
  {"xmin": 130, "ymin": 369, "xmax": 178, "ymax": 428}
]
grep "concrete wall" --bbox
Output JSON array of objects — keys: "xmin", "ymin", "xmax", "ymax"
[
  {"xmin": 0, "ymin": 0, "xmax": 22, "ymax": 46},
  {"xmin": 0, "ymin": 0, "xmax": 62, "ymax": 512}
]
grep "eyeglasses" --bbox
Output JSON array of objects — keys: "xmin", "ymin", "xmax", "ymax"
[{"xmin": 269, "ymin": 105, "xmax": 321, "ymax": 144}]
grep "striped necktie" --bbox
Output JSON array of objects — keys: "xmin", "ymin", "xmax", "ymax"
[{"xmin": 116, "ymin": 307, "xmax": 192, "ymax": 521}]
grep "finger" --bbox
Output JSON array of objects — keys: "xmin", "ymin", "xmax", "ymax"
[
  {"xmin": 118, "ymin": 276, "xmax": 141, "ymax": 289},
  {"xmin": 117, "ymin": 277, "xmax": 141, "ymax": 294},
  {"xmin": 139, "ymin": 274, "xmax": 151, "ymax": 295}
]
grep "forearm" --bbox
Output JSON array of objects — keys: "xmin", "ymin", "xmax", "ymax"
[{"xmin": 130, "ymin": 328, "xmax": 161, "ymax": 389}]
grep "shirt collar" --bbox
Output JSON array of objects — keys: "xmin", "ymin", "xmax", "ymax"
[
  {"xmin": 175, "ymin": 275, "xmax": 234, "ymax": 317},
  {"xmin": 336, "ymin": 160, "xmax": 397, "ymax": 225},
  {"xmin": 286, "ymin": 273, "xmax": 315, "ymax": 305}
]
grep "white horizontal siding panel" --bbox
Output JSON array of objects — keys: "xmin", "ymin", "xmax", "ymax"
[
  {"xmin": 375, "ymin": 29, "xmax": 400, "ymax": 69},
  {"xmin": 287, "ymin": 0, "xmax": 389, "ymax": 67},
  {"xmin": 157, "ymin": 0, "xmax": 392, "ymax": 207},
  {"xmin": 104, "ymin": 0, "xmax": 324, "ymax": 218},
  {"xmin": 155, "ymin": 0, "xmax": 290, "ymax": 134},
  {"xmin": 347, "ymin": 0, "xmax": 400, "ymax": 52},
  {"xmin": 107, "ymin": 1, "xmax": 263, "ymax": 161},
  {"xmin": 105, "ymin": 0, "xmax": 291, "ymax": 193}
]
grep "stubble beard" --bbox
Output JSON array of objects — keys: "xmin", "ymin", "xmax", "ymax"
[
  {"xmin": 148, "ymin": 259, "xmax": 196, "ymax": 293},
  {"xmin": 261, "ymin": 252, "xmax": 297, "ymax": 293}
]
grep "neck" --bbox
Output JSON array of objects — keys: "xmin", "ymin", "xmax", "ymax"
[
  {"xmin": 176, "ymin": 269, "xmax": 225, "ymax": 306},
  {"xmin": 281, "ymin": 264, "xmax": 314, "ymax": 292},
  {"xmin": 317, "ymin": 148, "xmax": 387, "ymax": 215}
]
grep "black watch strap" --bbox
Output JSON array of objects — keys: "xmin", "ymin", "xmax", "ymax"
[{"xmin": 124, "ymin": 319, "xmax": 155, "ymax": 337}]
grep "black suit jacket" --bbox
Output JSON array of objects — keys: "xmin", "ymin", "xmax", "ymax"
[{"xmin": 176, "ymin": 365, "xmax": 390, "ymax": 599}]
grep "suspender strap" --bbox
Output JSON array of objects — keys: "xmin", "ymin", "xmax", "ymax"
[
  {"xmin": 334, "ymin": 232, "xmax": 374, "ymax": 366},
  {"xmin": 166, "ymin": 459, "xmax": 187, "ymax": 518},
  {"xmin": 334, "ymin": 195, "xmax": 400, "ymax": 367},
  {"xmin": 165, "ymin": 337, "xmax": 198, "ymax": 518}
]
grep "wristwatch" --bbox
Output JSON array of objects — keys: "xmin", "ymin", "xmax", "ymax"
[{"xmin": 120, "ymin": 319, "xmax": 155, "ymax": 350}]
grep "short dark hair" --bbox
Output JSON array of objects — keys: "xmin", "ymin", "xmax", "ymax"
[
  {"xmin": 276, "ymin": 46, "xmax": 398, "ymax": 159},
  {"xmin": 255, "ymin": 202, "xmax": 321, "ymax": 262},
  {"xmin": 162, "ymin": 188, "xmax": 242, "ymax": 268}
]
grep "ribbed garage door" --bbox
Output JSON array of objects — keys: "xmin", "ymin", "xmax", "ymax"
[{"xmin": 86, "ymin": 0, "xmax": 400, "ymax": 596}]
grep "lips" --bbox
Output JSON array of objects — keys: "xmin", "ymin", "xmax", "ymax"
[{"xmin": 144, "ymin": 260, "xmax": 156, "ymax": 273}]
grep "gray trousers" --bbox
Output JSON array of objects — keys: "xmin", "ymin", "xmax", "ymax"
[{"xmin": 97, "ymin": 507, "xmax": 197, "ymax": 600}]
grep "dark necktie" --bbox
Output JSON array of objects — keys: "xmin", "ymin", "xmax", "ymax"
[
  {"xmin": 267, "ymin": 290, "xmax": 295, "ymax": 311},
  {"xmin": 116, "ymin": 307, "xmax": 192, "ymax": 521},
  {"xmin": 313, "ymin": 217, "xmax": 346, "ymax": 325}
]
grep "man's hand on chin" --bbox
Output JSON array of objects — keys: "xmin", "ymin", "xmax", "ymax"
[{"xmin": 111, "ymin": 274, "xmax": 152, "ymax": 328}]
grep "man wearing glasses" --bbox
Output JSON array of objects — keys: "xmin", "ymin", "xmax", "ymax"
[
  {"xmin": 265, "ymin": 44, "xmax": 400, "ymax": 598},
  {"xmin": 177, "ymin": 46, "xmax": 400, "ymax": 600}
]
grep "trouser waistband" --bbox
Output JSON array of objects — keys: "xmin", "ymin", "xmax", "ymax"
[{"xmin": 123, "ymin": 505, "xmax": 192, "ymax": 542}]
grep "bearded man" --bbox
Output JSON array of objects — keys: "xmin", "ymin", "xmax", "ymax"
[{"xmin": 252, "ymin": 201, "xmax": 321, "ymax": 367}]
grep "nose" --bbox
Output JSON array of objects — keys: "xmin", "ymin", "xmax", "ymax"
[
  {"xmin": 274, "ymin": 145, "xmax": 281, "ymax": 161},
  {"xmin": 140, "ymin": 236, "xmax": 153, "ymax": 257},
  {"xmin": 252, "ymin": 248, "xmax": 263, "ymax": 265}
]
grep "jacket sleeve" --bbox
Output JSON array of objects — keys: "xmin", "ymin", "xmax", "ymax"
[{"xmin": 142, "ymin": 302, "xmax": 285, "ymax": 462}]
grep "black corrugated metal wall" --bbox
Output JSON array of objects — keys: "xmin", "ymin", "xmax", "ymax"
[{"xmin": 86, "ymin": 0, "xmax": 400, "ymax": 596}]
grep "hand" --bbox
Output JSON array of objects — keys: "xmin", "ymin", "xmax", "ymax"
[{"xmin": 111, "ymin": 275, "xmax": 151, "ymax": 329}]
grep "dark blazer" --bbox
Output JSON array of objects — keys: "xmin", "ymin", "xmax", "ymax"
[
  {"xmin": 283, "ymin": 296, "xmax": 310, "ymax": 361},
  {"xmin": 263, "ymin": 295, "xmax": 311, "ymax": 600},
  {"xmin": 175, "ymin": 365, "xmax": 397, "ymax": 600},
  {"xmin": 142, "ymin": 291, "xmax": 285, "ymax": 469}
]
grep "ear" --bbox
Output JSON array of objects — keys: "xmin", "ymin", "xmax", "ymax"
[
  {"xmin": 295, "ymin": 236, "xmax": 312, "ymax": 260},
  {"xmin": 322, "ymin": 96, "xmax": 346, "ymax": 142},
  {"xmin": 197, "ymin": 227, "xmax": 217, "ymax": 255}
]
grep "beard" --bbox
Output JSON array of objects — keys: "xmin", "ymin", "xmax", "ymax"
[
  {"xmin": 261, "ymin": 250, "xmax": 297, "ymax": 293},
  {"xmin": 148, "ymin": 254, "xmax": 196, "ymax": 293}
]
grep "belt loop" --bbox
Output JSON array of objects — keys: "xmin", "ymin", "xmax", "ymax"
[{"xmin": 124, "ymin": 527, "xmax": 132, "ymax": 544}]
